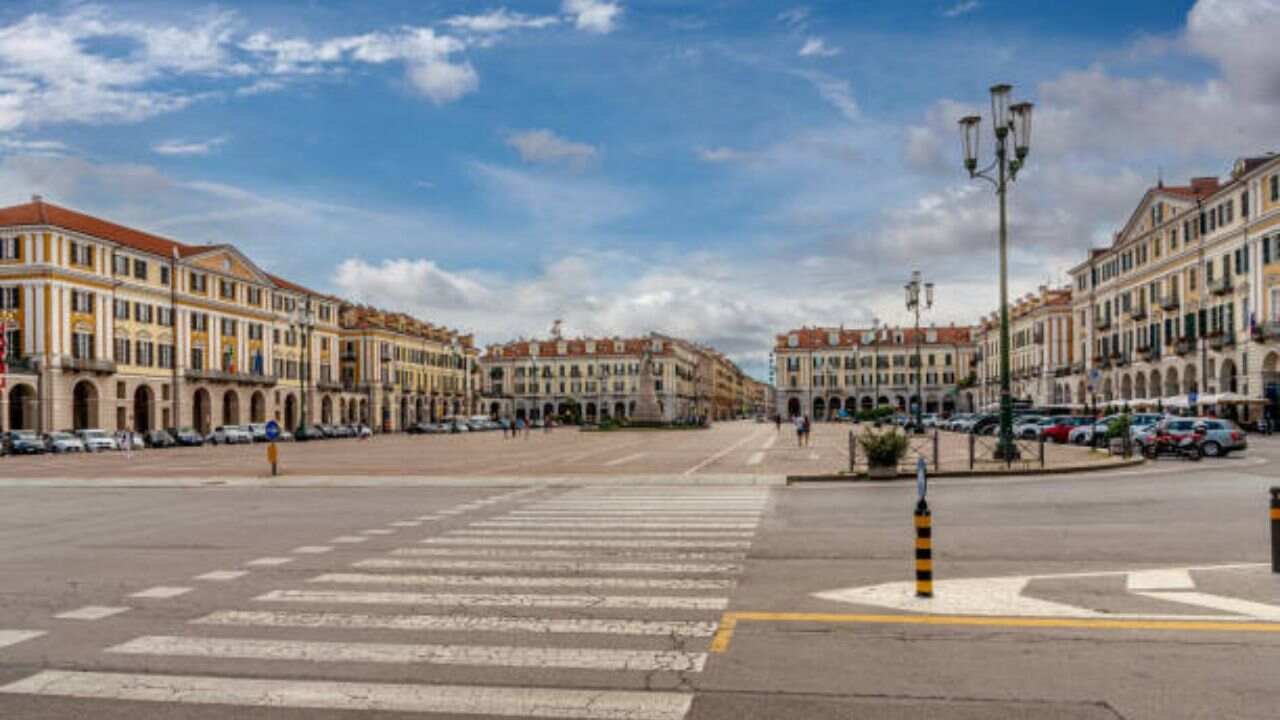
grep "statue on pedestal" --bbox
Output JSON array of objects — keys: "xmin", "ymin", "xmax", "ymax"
[{"xmin": 632, "ymin": 349, "xmax": 664, "ymax": 423}]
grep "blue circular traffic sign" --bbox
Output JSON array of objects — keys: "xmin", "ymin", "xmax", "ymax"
[{"xmin": 265, "ymin": 420, "xmax": 280, "ymax": 441}]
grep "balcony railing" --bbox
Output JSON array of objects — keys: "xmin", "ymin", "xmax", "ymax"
[
  {"xmin": 1176, "ymin": 338, "xmax": 1195, "ymax": 356},
  {"xmin": 1208, "ymin": 276, "xmax": 1233, "ymax": 296},
  {"xmin": 1032, "ymin": 330, "xmax": 1045, "ymax": 345},
  {"xmin": 1071, "ymin": 362, "xmax": 1084, "ymax": 374},
  {"xmin": 1128, "ymin": 305, "xmax": 1148, "ymax": 321},
  {"xmin": 1159, "ymin": 294, "xmax": 1180, "ymax": 311},
  {"xmin": 184, "ymin": 368, "xmax": 278, "ymax": 386},
  {"xmin": 316, "ymin": 379, "xmax": 343, "ymax": 392},
  {"xmin": 1253, "ymin": 322, "xmax": 1280, "ymax": 341},
  {"xmin": 1094, "ymin": 315, "xmax": 1112, "ymax": 331},
  {"xmin": 1, "ymin": 354, "xmax": 38, "ymax": 374},
  {"xmin": 1054, "ymin": 365, "xmax": 1072, "ymax": 378},
  {"xmin": 1209, "ymin": 332, "xmax": 1235, "ymax": 351},
  {"xmin": 1141, "ymin": 346, "xmax": 1160, "ymax": 362},
  {"xmin": 63, "ymin": 357, "xmax": 117, "ymax": 374}
]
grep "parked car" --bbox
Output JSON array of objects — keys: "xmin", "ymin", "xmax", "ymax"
[
  {"xmin": 1012, "ymin": 415, "xmax": 1045, "ymax": 438},
  {"xmin": 246, "ymin": 423, "xmax": 269, "ymax": 442},
  {"xmin": 1041, "ymin": 417, "xmax": 1093, "ymax": 444},
  {"xmin": 209, "ymin": 425, "xmax": 253, "ymax": 445},
  {"xmin": 970, "ymin": 414, "xmax": 1000, "ymax": 435},
  {"xmin": 333, "ymin": 424, "xmax": 354, "ymax": 438},
  {"xmin": 145, "ymin": 429, "xmax": 177, "ymax": 448},
  {"xmin": 1068, "ymin": 415, "xmax": 1119, "ymax": 445},
  {"xmin": 45, "ymin": 431, "xmax": 86, "ymax": 453},
  {"xmin": 76, "ymin": 428, "xmax": 119, "ymax": 452},
  {"xmin": 407, "ymin": 422, "xmax": 431, "ymax": 435},
  {"xmin": 119, "ymin": 432, "xmax": 146, "ymax": 450},
  {"xmin": 170, "ymin": 427, "xmax": 205, "ymax": 446},
  {"xmin": 295, "ymin": 425, "xmax": 327, "ymax": 442},
  {"xmin": 3, "ymin": 430, "xmax": 47, "ymax": 455},
  {"xmin": 1135, "ymin": 417, "xmax": 1247, "ymax": 457},
  {"xmin": 351, "ymin": 424, "xmax": 372, "ymax": 438}
]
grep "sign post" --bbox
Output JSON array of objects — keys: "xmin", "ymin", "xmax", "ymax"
[{"xmin": 265, "ymin": 420, "xmax": 280, "ymax": 476}]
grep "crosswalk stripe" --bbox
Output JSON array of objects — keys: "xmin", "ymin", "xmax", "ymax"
[
  {"xmin": 509, "ymin": 507, "xmax": 762, "ymax": 512},
  {"xmin": 450, "ymin": 529, "xmax": 755, "ymax": 538},
  {"xmin": 470, "ymin": 521, "xmax": 758, "ymax": 529},
  {"xmin": 361, "ymin": 529, "xmax": 395, "ymax": 536},
  {"xmin": 257, "ymin": 589, "xmax": 728, "ymax": 610},
  {"xmin": 194, "ymin": 570, "xmax": 248, "ymax": 581},
  {"xmin": 107, "ymin": 635, "xmax": 708, "ymax": 672},
  {"xmin": 54, "ymin": 606, "xmax": 130, "ymax": 621},
  {"xmin": 603, "ymin": 452, "xmax": 647, "ymax": 467},
  {"xmin": 0, "ymin": 671, "xmax": 694, "ymax": 719},
  {"xmin": 391, "ymin": 547, "xmax": 746, "ymax": 561},
  {"xmin": 310, "ymin": 572, "xmax": 733, "ymax": 591},
  {"xmin": 291, "ymin": 546, "xmax": 333, "ymax": 554},
  {"xmin": 130, "ymin": 586, "xmax": 192, "ymax": 599},
  {"xmin": 330, "ymin": 536, "xmax": 368, "ymax": 544},
  {"xmin": 355, "ymin": 558, "xmax": 744, "ymax": 574},
  {"xmin": 529, "ymin": 504, "xmax": 764, "ymax": 510},
  {"xmin": 0, "ymin": 630, "xmax": 45, "ymax": 648},
  {"xmin": 193, "ymin": 610, "xmax": 719, "ymax": 637},
  {"xmin": 423, "ymin": 537, "xmax": 751, "ymax": 549},
  {"xmin": 245, "ymin": 557, "xmax": 294, "ymax": 566},
  {"xmin": 390, "ymin": 521, "xmax": 421, "ymax": 527}
]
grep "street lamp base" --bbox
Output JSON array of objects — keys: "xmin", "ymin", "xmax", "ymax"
[{"xmin": 992, "ymin": 442, "xmax": 1021, "ymax": 461}]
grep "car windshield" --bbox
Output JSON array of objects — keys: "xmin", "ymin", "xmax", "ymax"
[
  {"xmin": 13, "ymin": 431, "xmax": 38, "ymax": 440},
  {"xmin": 48, "ymin": 432, "xmax": 73, "ymax": 440},
  {"xmin": 82, "ymin": 430, "xmax": 106, "ymax": 438}
]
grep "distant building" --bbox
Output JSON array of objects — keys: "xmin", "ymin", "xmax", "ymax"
[
  {"xmin": 773, "ymin": 325, "xmax": 978, "ymax": 419},
  {"xmin": 973, "ymin": 285, "xmax": 1074, "ymax": 409},
  {"xmin": 478, "ymin": 333, "xmax": 756, "ymax": 422}
]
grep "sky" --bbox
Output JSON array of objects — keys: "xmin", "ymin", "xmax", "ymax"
[{"xmin": 0, "ymin": 0, "xmax": 1277, "ymax": 381}]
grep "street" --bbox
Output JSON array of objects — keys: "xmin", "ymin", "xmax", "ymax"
[{"xmin": 0, "ymin": 434, "xmax": 1278, "ymax": 718}]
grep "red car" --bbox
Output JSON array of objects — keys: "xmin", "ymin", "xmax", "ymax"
[{"xmin": 1041, "ymin": 416, "xmax": 1094, "ymax": 444}]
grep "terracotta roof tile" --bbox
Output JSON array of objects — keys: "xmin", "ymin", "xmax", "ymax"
[
  {"xmin": 776, "ymin": 326, "xmax": 976, "ymax": 350},
  {"xmin": 0, "ymin": 198, "xmax": 206, "ymax": 258}
]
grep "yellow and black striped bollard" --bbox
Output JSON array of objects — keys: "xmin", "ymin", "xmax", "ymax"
[
  {"xmin": 1270, "ymin": 487, "xmax": 1279, "ymax": 574},
  {"xmin": 914, "ymin": 499, "xmax": 933, "ymax": 597}
]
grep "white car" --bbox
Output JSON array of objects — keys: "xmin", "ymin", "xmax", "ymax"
[
  {"xmin": 45, "ymin": 431, "xmax": 86, "ymax": 453},
  {"xmin": 76, "ymin": 428, "xmax": 119, "ymax": 452},
  {"xmin": 209, "ymin": 425, "xmax": 253, "ymax": 445},
  {"xmin": 1069, "ymin": 415, "xmax": 1119, "ymax": 445},
  {"xmin": 1012, "ymin": 416, "xmax": 1044, "ymax": 438}
]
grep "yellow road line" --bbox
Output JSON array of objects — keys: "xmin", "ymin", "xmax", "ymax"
[{"xmin": 709, "ymin": 611, "xmax": 1280, "ymax": 654}]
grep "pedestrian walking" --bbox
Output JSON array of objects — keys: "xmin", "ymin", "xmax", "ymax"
[
  {"xmin": 793, "ymin": 414, "xmax": 804, "ymax": 447},
  {"xmin": 774, "ymin": 414, "xmax": 781, "ymax": 432},
  {"xmin": 801, "ymin": 415, "xmax": 811, "ymax": 447}
]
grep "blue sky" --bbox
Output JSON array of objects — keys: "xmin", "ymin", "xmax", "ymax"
[{"xmin": 0, "ymin": 0, "xmax": 1274, "ymax": 381}]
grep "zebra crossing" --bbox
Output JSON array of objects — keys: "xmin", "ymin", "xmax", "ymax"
[{"xmin": 0, "ymin": 487, "xmax": 769, "ymax": 719}]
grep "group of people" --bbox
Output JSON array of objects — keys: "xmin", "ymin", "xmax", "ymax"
[
  {"xmin": 775, "ymin": 413, "xmax": 812, "ymax": 447},
  {"xmin": 502, "ymin": 419, "xmax": 531, "ymax": 439}
]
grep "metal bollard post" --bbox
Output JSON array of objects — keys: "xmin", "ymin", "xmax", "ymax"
[
  {"xmin": 914, "ymin": 498, "xmax": 933, "ymax": 597},
  {"xmin": 849, "ymin": 430, "xmax": 856, "ymax": 473},
  {"xmin": 932, "ymin": 429, "xmax": 940, "ymax": 472},
  {"xmin": 1271, "ymin": 487, "xmax": 1279, "ymax": 574}
]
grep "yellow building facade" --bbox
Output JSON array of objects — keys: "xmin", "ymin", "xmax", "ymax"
[{"xmin": 0, "ymin": 198, "xmax": 471, "ymax": 434}]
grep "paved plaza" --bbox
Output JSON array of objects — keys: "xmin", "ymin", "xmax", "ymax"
[
  {"xmin": 0, "ymin": 429, "xmax": 1278, "ymax": 718},
  {"xmin": 0, "ymin": 421, "xmax": 1117, "ymax": 483}
]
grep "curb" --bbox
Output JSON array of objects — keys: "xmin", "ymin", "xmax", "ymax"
[{"xmin": 785, "ymin": 456, "xmax": 1147, "ymax": 484}]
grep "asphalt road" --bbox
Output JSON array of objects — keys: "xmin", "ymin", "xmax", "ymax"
[{"xmin": 0, "ymin": 442, "xmax": 1278, "ymax": 719}]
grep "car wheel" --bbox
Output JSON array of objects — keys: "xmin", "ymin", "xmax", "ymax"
[{"xmin": 1202, "ymin": 441, "xmax": 1221, "ymax": 457}]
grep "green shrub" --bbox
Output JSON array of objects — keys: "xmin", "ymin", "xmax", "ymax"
[
  {"xmin": 1105, "ymin": 414, "xmax": 1131, "ymax": 440},
  {"xmin": 858, "ymin": 428, "xmax": 909, "ymax": 466}
]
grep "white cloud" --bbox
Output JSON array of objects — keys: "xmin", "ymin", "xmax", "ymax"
[
  {"xmin": 777, "ymin": 7, "xmax": 811, "ymax": 28},
  {"xmin": 408, "ymin": 59, "xmax": 479, "ymax": 104},
  {"xmin": 796, "ymin": 71, "xmax": 859, "ymax": 121},
  {"xmin": 335, "ymin": 258, "xmax": 493, "ymax": 310},
  {"xmin": 798, "ymin": 37, "xmax": 840, "ymax": 57},
  {"xmin": 562, "ymin": 0, "xmax": 624, "ymax": 34},
  {"xmin": 696, "ymin": 146, "xmax": 750, "ymax": 163},
  {"xmin": 0, "ymin": 137, "xmax": 68, "ymax": 155},
  {"xmin": 471, "ymin": 162, "xmax": 639, "ymax": 229},
  {"xmin": 444, "ymin": 9, "xmax": 559, "ymax": 34},
  {"xmin": 506, "ymin": 129, "xmax": 597, "ymax": 166},
  {"xmin": 942, "ymin": 1, "xmax": 981, "ymax": 18},
  {"xmin": 151, "ymin": 136, "xmax": 228, "ymax": 156}
]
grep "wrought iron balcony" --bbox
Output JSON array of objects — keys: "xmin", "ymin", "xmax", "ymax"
[
  {"xmin": 1127, "ymin": 304, "xmax": 1148, "ymax": 321},
  {"xmin": 1054, "ymin": 365, "xmax": 1072, "ymax": 378},
  {"xmin": 1159, "ymin": 294, "xmax": 1180, "ymax": 311},
  {"xmin": 1209, "ymin": 332, "xmax": 1235, "ymax": 351},
  {"xmin": 1175, "ymin": 338, "xmax": 1195, "ymax": 356},
  {"xmin": 1207, "ymin": 276, "xmax": 1233, "ymax": 296},
  {"xmin": 1094, "ymin": 315, "xmax": 1112, "ymax": 331},
  {"xmin": 1, "ymin": 354, "xmax": 38, "ymax": 374},
  {"xmin": 316, "ymin": 379, "xmax": 344, "ymax": 392},
  {"xmin": 1140, "ymin": 345, "xmax": 1160, "ymax": 363},
  {"xmin": 1253, "ymin": 322, "xmax": 1280, "ymax": 341},
  {"xmin": 184, "ymin": 368, "xmax": 278, "ymax": 386},
  {"xmin": 63, "ymin": 357, "xmax": 117, "ymax": 374}
]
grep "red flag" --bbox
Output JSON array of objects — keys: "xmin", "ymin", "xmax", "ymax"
[{"xmin": 0, "ymin": 321, "xmax": 7, "ymax": 390}]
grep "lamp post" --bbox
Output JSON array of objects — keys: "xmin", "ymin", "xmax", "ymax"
[
  {"xmin": 289, "ymin": 299, "xmax": 316, "ymax": 434},
  {"xmin": 905, "ymin": 271, "xmax": 934, "ymax": 433},
  {"xmin": 959, "ymin": 83, "xmax": 1034, "ymax": 461},
  {"xmin": 871, "ymin": 317, "xmax": 881, "ymax": 413}
]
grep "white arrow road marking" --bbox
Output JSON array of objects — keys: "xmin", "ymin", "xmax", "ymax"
[
  {"xmin": 815, "ymin": 564, "xmax": 1273, "ymax": 620},
  {"xmin": 1127, "ymin": 569, "xmax": 1195, "ymax": 591},
  {"xmin": 0, "ymin": 630, "xmax": 45, "ymax": 649}
]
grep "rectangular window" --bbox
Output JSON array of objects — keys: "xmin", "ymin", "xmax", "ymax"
[
  {"xmin": 159, "ymin": 265, "xmax": 170, "ymax": 286},
  {"xmin": 1272, "ymin": 175, "xmax": 1280, "ymax": 202},
  {"xmin": 72, "ymin": 332, "xmax": 94, "ymax": 360},
  {"xmin": 113, "ymin": 298, "xmax": 129, "ymax": 320},
  {"xmin": 189, "ymin": 272, "xmax": 207, "ymax": 294},
  {"xmin": 70, "ymin": 242, "xmax": 94, "ymax": 267},
  {"xmin": 133, "ymin": 259, "xmax": 147, "ymax": 280},
  {"xmin": 71, "ymin": 290, "xmax": 95, "ymax": 313},
  {"xmin": 0, "ymin": 286, "xmax": 18, "ymax": 309},
  {"xmin": 112, "ymin": 253, "xmax": 129, "ymax": 275},
  {"xmin": 136, "ymin": 341, "xmax": 153, "ymax": 367},
  {"xmin": 158, "ymin": 344, "xmax": 173, "ymax": 368},
  {"xmin": 220, "ymin": 279, "xmax": 236, "ymax": 300},
  {"xmin": 2, "ymin": 326, "xmax": 19, "ymax": 359},
  {"xmin": 190, "ymin": 312, "xmax": 208, "ymax": 332},
  {"xmin": 220, "ymin": 317, "xmax": 237, "ymax": 336},
  {"xmin": 1189, "ymin": 268, "xmax": 1197, "ymax": 291},
  {"xmin": 247, "ymin": 287, "xmax": 262, "ymax": 306},
  {"xmin": 0, "ymin": 236, "xmax": 19, "ymax": 260},
  {"xmin": 190, "ymin": 347, "xmax": 204, "ymax": 371},
  {"xmin": 113, "ymin": 337, "xmax": 131, "ymax": 364}
]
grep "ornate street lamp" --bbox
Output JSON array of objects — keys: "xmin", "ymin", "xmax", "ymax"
[
  {"xmin": 289, "ymin": 299, "xmax": 317, "ymax": 434},
  {"xmin": 959, "ymin": 83, "xmax": 1034, "ymax": 461},
  {"xmin": 905, "ymin": 271, "xmax": 934, "ymax": 433}
]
